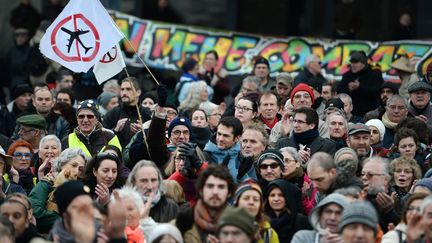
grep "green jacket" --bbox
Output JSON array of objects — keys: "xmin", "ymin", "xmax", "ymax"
[{"xmin": 29, "ymin": 179, "xmax": 59, "ymax": 234}]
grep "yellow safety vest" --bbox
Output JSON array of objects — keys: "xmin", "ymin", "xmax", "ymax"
[{"xmin": 67, "ymin": 132, "xmax": 122, "ymax": 157}]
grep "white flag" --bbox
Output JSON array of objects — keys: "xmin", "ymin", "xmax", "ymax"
[
  {"xmin": 93, "ymin": 43, "xmax": 126, "ymax": 84},
  {"xmin": 39, "ymin": 0, "xmax": 124, "ymax": 73}
]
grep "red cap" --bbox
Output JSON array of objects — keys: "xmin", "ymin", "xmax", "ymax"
[{"xmin": 290, "ymin": 83, "xmax": 315, "ymax": 101}]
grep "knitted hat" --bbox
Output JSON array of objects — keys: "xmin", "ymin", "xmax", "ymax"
[
  {"xmin": 182, "ymin": 58, "xmax": 198, "ymax": 73},
  {"xmin": 334, "ymin": 147, "xmax": 359, "ymax": 177},
  {"xmin": 148, "ymin": 223, "xmax": 183, "ymax": 243},
  {"xmin": 350, "ymin": 51, "xmax": 368, "ymax": 65},
  {"xmin": 254, "ymin": 57, "xmax": 270, "ymax": 68},
  {"xmin": 339, "ymin": 201, "xmax": 378, "ymax": 234},
  {"xmin": 77, "ymin": 99, "xmax": 100, "ymax": 118},
  {"xmin": 348, "ymin": 123, "xmax": 370, "ymax": 136},
  {"xmin": 290, "ymin": 83, "xmax": 315, "ymax": 101},
  {"xmin": 217, "ymin": 207, "xmax": 256, "ymax": 237},
  {"xmin": 414, "ymin": 178, "xmax": 432, "ymax": 192},
  {"xmin": 17, "ymin": 114, "xmax": 47, "ymax": 130},
  {"xmin": 11, "ymin": 83, "xmax": 33, "ymax": 100},
  {"xmin": 365, "ymin": 119, "xmax": 386, "ymax": 142},
  {"xmin": 257, "ymin": 149, "xmax": 285, "ymax": 170},
  {"xmin": 408, "ymin": 81, "xmax": 432, "ymax": 93},
  {"xmin": 233, "ymin": 180, "xmax": 263, "ymax": 206},
  {"xmin": 309, "ymin": 193, "xmax": 349, "ymax": 230},
  {"xmin": 55, "ymin": 180, "xmax": 91, "ymax": 215},
  {"xmin": 167, "ymin": 117, "xmax": 192, "ymax": 138},
  {"xmin": 97, "ymin": 92, "xmax": 117, "ymax": 108},
  {"xmin": 334, "ymin": 147, "xmax": 359, "ymax": 165}
]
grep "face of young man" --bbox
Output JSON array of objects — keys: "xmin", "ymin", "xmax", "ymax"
[
  {"xmin": 201, "ymin": 175, "xmax": 230, "ymax": 209},
  {"xmin": 307, "ymin": 164, "xmax": 336, "ymax": 194},
  {"xmin": 321, "ymin": 85, "xmax": 333, "ymax": 101},
  {"xmin": 33, "ymin": 89, "xmax": 54, "ymax": 116},
  {"xmin": 120, "ymin": 81, "xmax": 141, "ymax": 106},
  {"xmin": 293, "ymin": 113, "xmax": 314, "ymax": 133},
  {"xmin": 254, "ymin": 64, "xmax": 269, "ymax": 80},
  {"xmin": 216, "ymin": 124, "xmax": 239, "ymax": 150}
]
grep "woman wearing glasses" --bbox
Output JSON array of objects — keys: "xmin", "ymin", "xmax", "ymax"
[
  {"xmin": 389, "ymin": 157, "xmax": 422, "ymax": 206},
  {"xmin": 6, "ymin": 140, "xmax": 36, "ymax": 194},
  {"xmin": 234, "ymin": 96, "xmax": 258, "ymax": 127}
]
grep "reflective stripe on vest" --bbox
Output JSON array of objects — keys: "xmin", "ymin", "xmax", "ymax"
[{"xmin": 68, "ymin": 133, "xmax": 122, "ymax": 157}]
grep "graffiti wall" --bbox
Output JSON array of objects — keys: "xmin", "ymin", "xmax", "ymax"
[{"xmin": 111, "ymin": 11, "xmax": 432, "ymax": 81}]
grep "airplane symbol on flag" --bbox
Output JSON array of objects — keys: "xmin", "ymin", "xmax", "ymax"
[{"xmin": 61, "ymin": 27, "xmax": 93, "ymax": 54}]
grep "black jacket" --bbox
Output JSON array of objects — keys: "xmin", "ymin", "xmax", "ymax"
[
  {"xmin": 337, "ymin": 66, "xmax": 384, "ymax": 116},
  {"xmin": 276, "ymin": 135, "xmax": 337, "ymax": 156},
  {"xmin": 293, "ymin": 68, "xmax": 327, "ymax": 87}
]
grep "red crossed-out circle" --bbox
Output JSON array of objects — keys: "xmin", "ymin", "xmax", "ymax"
[
  {"xmin": 50, "ymin": 14, "xmax": 100, "ymax": 62},
  {"xmin": 99, "ymin": 46, "xmax": 118, "ymax": 63}
]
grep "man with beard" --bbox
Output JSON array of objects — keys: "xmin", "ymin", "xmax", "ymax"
[
  {"xmin": 407, "ymin": 81, "xmax": 432, "ymax": 134},
  {"xmin": 174, "ymin": 165, "xmax": 235, "ymax": 243},
  {"xmin": 276, "ymin": 107, "xmax": 336, "ymax": 161},
  {"xmin": 381, "ymin": 95, "xmax": 408, "ymax": 148},
  {"xmin": 126, "ymin": 160, "xmax": 178, "ymax": 223},
  {"xmin": 103, "ymin": 77, "xmax": 151, "ymax": 147},
  {"xmin": 62, "ymin": 100, "xmax": 121, "ymax": 157},
  {"xmin": 361, "ymin": 157, "xmax": 399, "ymax": 232},
  {"xmin": 257, "ymin": 91, "xmax": 280, "ymax": 134},
  {"xmin": 347, "ymin": 123, "xmax": 374, "ymax": 161},
  {"xmin": 364, "ymin": 82, "xmax": 399, "ymax": 122}
]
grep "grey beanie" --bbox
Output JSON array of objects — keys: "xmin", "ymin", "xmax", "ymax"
[
  {"xmin": 97, "ymin": 92, "xmax": 117, "ymax": 108},
  {"xmin": 309, "ymin": 193, "xmax": 349, "ymax": 230},
  {"xmin": 148, "ymin": 223, "xmax": 183, "ymax": 243},
  {"xmin": 339, "ymin": 201, "xmax": 378, "ymax": 234},
  {"xmin": 334, "ymin": 147, "xmax": 359, "ymax": 177}
]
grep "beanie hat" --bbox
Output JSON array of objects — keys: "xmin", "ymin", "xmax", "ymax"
[
  {"xmin": 77, "ymin": 99, "xmax": 100, "ymax": 118},
  {"xmin": 290, "ymin": 83, "xmax": 315, "ymax": 101},
  {"xmin": 182, "ymin": 58, "xmax": 198, "ymax": 73},
  {"xmin": 350, "ymin": 51, "xmax": 368, "ymax": 65},
  {"xmin": 233, "ymin": 180, "xmax": 263, "ymax": 206},
  {"xmin": 12, "ymin": 83, "xmax": 33, "ymax": 100},
  {"xmin": 167, "ymin": 117, "xmax": 192, "ymax": 138},
  {"xmin": 257, "ymin": 149, "xmax": 284, "ymax": 170},
  {"xmin": 164, "ymin": 102, "xmax": 178, "ymax": 113},
  {"xmin": 148, "ymin": 223, "xmax": 184, "ymax": 243},
  {"xmin": 339, "ymin": 201, "xmax": 378, "ymax": 234},
  {"xmin": 217, "ymin": 207, "xmax": 256, "ymax": 237},
  {"xmin": 310, "ymin": 193, "xmax": 348, "ymax": 230},
  {"xmin": 254, "ymin": 57, "xmax": 270, "ymax": 68},
  {"xmin": 55, "ymin": 180, "xmax": 91, "ymax": 215},
  {"xmin": 141, "ymin": 91, "xmax": 158, "ymax": 104},
  {"xmin": 365, "ymin": 119, "xmax": 386, "ymax": 142},
  {"xmin": 414, "ymin": 178, "xmax": 432, "ymax": 192},
  {"xmin": 334, "ymin": 147, "xmax": 359, "ymax": 165},
  {"xmin": 97, "ymin": 92, "xmax": 117, "ymax": 108},
  {"xmin": 380, "ymin": 82, "xmax": 399, "ymax": 95}
]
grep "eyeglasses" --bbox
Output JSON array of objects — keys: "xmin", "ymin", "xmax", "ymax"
[
  {"xmin": 407, "ymin": 206, "xmax": 421, "ymax": 213},
  {"xmin": 78, "ymin": 114, "xmax": 96, "ymax": 120},
  {"xmin": 360, "ymin": 172, "xmax": 385, "ymax": 179},
  {"xmin": 259, "ymin": 163, "xmax": 280, "ymax": 170},
  {"xmin": 172, "ymin": 130, "xmax": 190, "ymax": 136},
  {"xmin": 19, "ymin": 128, "xmax": 35, "ymax": 134},
  {"xmin": 235, "ymin": 106, "xmax": 254, "ymax": 112},
  {"xmin": 293, "ymin": 119, "xmax": 308, "ymax": 124},
  {"xmin": 293, "ymin": 94, "xmax": 311, "ymax": 99},
  {"xmin": 284, "ymin": 159, "xmax": 297, "ymax": 164},
  {"xmin": 166, "ymin": 110, "xmax": 178, "ymax": 116},
  {"xmin": 13, "ymin": 152, "xmax": 33, "ymax": 160}
]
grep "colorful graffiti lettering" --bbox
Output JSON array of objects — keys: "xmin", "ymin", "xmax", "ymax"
[{"xmin": 109, "ymin": 11, "xmax": 432, "ymax": 80}]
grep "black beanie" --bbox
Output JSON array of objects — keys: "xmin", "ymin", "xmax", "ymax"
[
  {"xmin": 12, "ymin": 83, "xmax": 33, "ymax": 100},
  {"xmin": 55, "ymin": 180, "xmax": 91, "ymax": 215}
]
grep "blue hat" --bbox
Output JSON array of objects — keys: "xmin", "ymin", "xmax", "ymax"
[{"xmin": 167, "ymin": 117, "xmax": 192, "ymax": 138}]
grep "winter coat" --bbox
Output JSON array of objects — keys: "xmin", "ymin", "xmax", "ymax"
[
  {"xmin": 276, "ymin": 135, "xmax": 337, "ymax": 156},
  {"xmin": 150, "ymin": 195, "xmax": 179, "ymax": 223},
  {"xmin": 28, "ymin": 179, "xmax": 59, "ymax": 234},
  {"xmin": 337, "ymin": 66, "xmax": 384, "ymax": 116},
  {"xmin": 293, "ymin": 68, "xmax": 327, "ymax": 87}
]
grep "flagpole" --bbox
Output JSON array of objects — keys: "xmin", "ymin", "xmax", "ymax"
[
  {"xmin": 123, "ymin": 38, "xmax": 160, "ymax": 86},
  {"xmin": 123, "ymin": 67, "xmax": 152, "ymax": 160}
]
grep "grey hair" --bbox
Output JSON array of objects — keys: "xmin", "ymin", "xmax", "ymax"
[
  {"xmin": 386, "ymin": 94, "xmax": 408, "ymax": 107},
  {"xmin": 242, "ymin": 76, "xmax": 261, "ymax": 91},
  {"xmin": 420, "ymin": 195, "xmax": 432, "ymax": 214},
  {"xmin": 362, "ymin": 156, "xmax": 391, "ymax": 177},
  {"xmin": 305, "ymin": 54, "xmax": 320, "ymax": 66},
  {"xmin": 325, "ymin": 111, "xmax": 348, "ymax": 128},
  {"xmin": 178, "ymin": 81, "xmax": 207, "ymax": 112},
  {"xmin": 126, "ymin": 160, "xmax": 165, "ymax": 193},
  {"xmin": 103, "ymin": 79, "xmax": 119, "ymax": 91},
  {"xmin": 279, "ymin": 147, "xmax": 299, "ymax": 162},
  {"xmin": 53, "ymin": 148, "xmax": 88, "ymax": 173},
  {"xmin": 110, "ymin": 186, "xmax": 145, "ymax": 215},
  {"xmin": 336, "ymin": 93, "xmax": 352, "ymax": 105},
  {"xmin": 39, "ymin": 135, "xmax": 62, "ymax": 152}
]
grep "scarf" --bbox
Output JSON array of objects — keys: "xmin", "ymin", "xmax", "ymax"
[
  {"xmin": 283, "ymin": 167, "xmax": 305, "ymax": 189},
  {"xmin": 182, "ymin": 72, "xmax": 199, "ymax": 81},
  {"xmin": 260, "ymin": 114, "xmax": 279, "ymax": 129},
  {"xmin": 293, "ymin": 128, "xmax": 319, "ymax": 148},
  {"xmin": 125, "ymin": 226, "xmax": 145, "ymax": 243},
  {"xmin": 193, "ymin": 199, "xmax": 225, "ymax": 233},
  {"xmin": 381, "ymin": 112, "xmax": 398, "ymax": 129}
]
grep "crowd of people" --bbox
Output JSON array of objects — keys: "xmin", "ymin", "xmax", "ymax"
[{"xmin": 3, "ymin": 1, "xmax": 432, "ymax": 243}]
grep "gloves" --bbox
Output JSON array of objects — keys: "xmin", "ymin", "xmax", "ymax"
[
  {"xmin": 178, "ymin": 143, "xmax": 202, "ymax": 176},
  {"xmin": 237, "ymin": 156, "xmax": 254, "ymax": 180},
  {"xmin": 157, "ymin": 85, "xmax": 168, "ymax": 107}
]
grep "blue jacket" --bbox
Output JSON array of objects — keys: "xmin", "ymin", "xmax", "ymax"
[{"xmin": 203, "ymin": 139, "xmax": 256, "ymax": 182}]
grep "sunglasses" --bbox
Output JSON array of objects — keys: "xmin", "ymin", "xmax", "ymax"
[
  {"xmin": 78, "ymin": 114, "xmax": 96, "ymax": 120},
  {"xmin": 259, "ymin": 163, "xmax": 280, "ymax": 170}
]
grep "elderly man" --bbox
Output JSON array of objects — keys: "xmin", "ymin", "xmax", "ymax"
[
  {"xmin": 337, "ymin": 51, "xmax": 384, "ymax": 116},
  {"xmin": 256, "ymin": 149, "xmax": 284, "ymax": 190},
  {"xmin": 382, "ymin": 95, "xmax": 408, "ymax": 148},
  {"xmin": 361, "ymin": 157, "xmax": 399, "ymax": 232},
  {"xmin": 126, "ymin": 160, "xmax": 178, "ymax": 223},
  {"xmin": 294, "ymin": 54, "xmax": 326, "ymax": 86},
  {"xmin": 326, "ymin": 111, "xmax": 348, "ymax": 149},
  {"xmin": 292, "ymin": 193, "xmax": 349, "ymax": 243},
  {"xmin": 339, "ymin": 201, "xmax": 379, "ymax": 243},
  {"xmin": 16, "ymin": 114, "xmax": 47, "ymax": 153},
  {"xmin": 406, "ymin": 195, "xmax": 432, "ymax": 243},
  {"xmin": 257, "ymin": 91, "xmax": 280, "ymax": 133},
  {"xmin": 174, "ymin": 165, "xmax": 235, "ymax": 242},
  {"xmin": 62, "ymin": 100, "xmax": 121, "ymax": 157},
  {"xmin": 347, "ymin": 123, "xmax": 374, "ymax": 161},
  {"xmin": 407, "ymin": 81, "xmax": 432, "ymax": 133}
]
